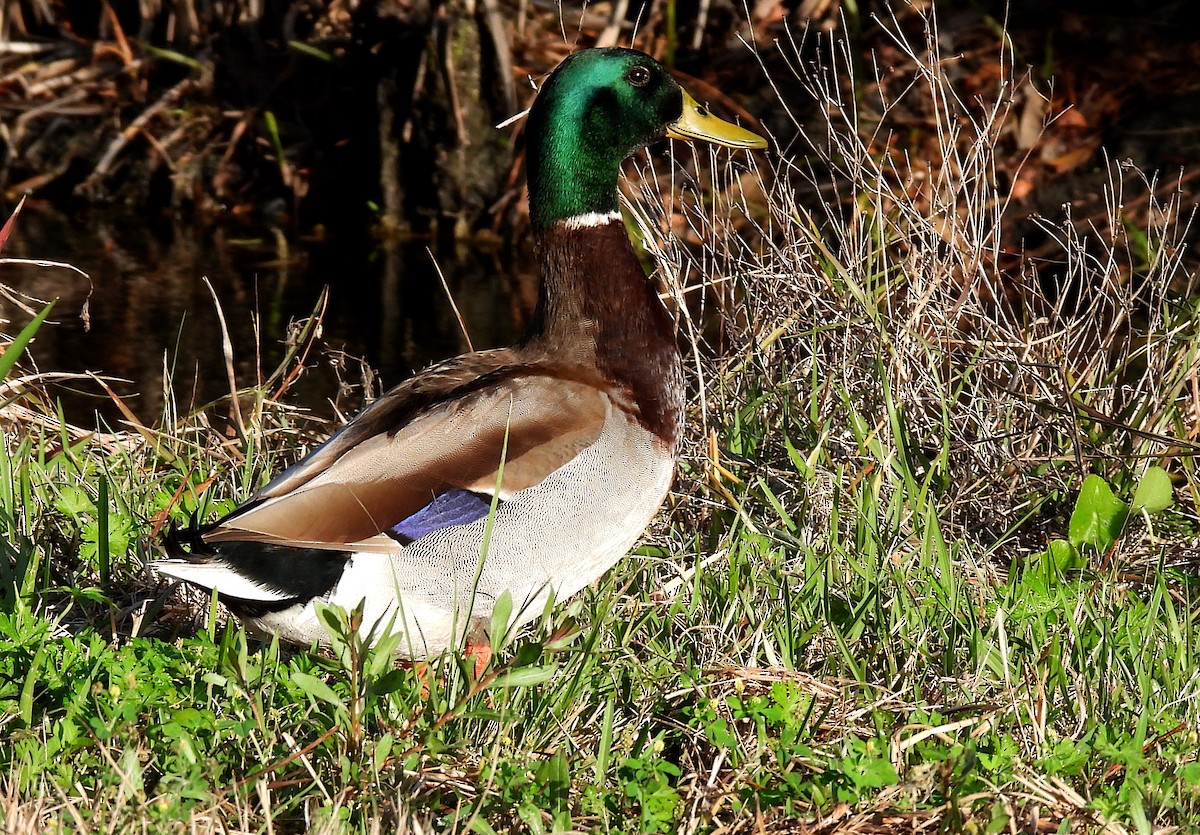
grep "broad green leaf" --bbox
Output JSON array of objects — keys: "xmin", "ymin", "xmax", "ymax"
[
  {"xmin": 313, "ymin": 601, "xmax": 352, "ymax": 664},
  {"xmin": 513, "ymin": 640, "xmax": 543, "ymax": 667},
  {"xmin": 1131, "ymin": 466, "xmax": 1173, "ymax": 514},
  {"xmin": 515, "ymin": 805, "xmax": 545, "ymax": 835},
  {"xmin": 291, "ymin": 671, "xmax": 344, "ymax": 711},
  {"xmin": 369, "ymin": 625, "xmax": 407, "ymax": 676},
  {"xmin": 1128, "ymin": 789, "xmax": 1150, "ymax": 835},
  {"xmin": 467, "ymin": 819, "xmax": 499, "ymax": 835},
  {"xmin": 365, "ymin": 669, "xmax": 408, "ymax": 699},
  {"xmin": 19, "ymin": 645, "xmax": 46, "ymax": 727},
  {"xmin": 491, "ymin": 664, "xmax": 557, "ymax": 688},
  {"xmin": 537, "ymin": 750, "xmax": 569, "ymax": 787},
  {"xmin": 312, "ymin": 599, "xmax": 343, "ymax": 634},
  {"xmin": 490, "ymin": 589, "xmax": 514, "ymax": 654},
  {"xmin": 374, "ymin": 733, "xmax": 394, "ymax": 772},
  {"xmin": 1068, "ymin": 475, "xmax": 1128, "ymax": 552},
  {"xmin": 54, "ymin": 484, "xmax": 94, "ymax": 517},
  {"xmin": 1046, "ymin": 539, "xmax": 1084, "ymax": 572},
  {"xmin": 848, "ymin": 756, "xmax": 898, "ymax": 788}
]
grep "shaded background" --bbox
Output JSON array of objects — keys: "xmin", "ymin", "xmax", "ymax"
[{"xmin": 1, "ymin": 0, "xmax": 1197, "ymax": 427}]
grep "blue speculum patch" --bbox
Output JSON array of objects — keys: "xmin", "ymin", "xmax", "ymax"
[{"xmin": 390, "ymin": 489, "xmax": 494, "ymax": 543}]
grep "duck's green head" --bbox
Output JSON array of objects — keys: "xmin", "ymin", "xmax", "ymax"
[{"xmin": 526, "ymin": 48, "xmax": 766, "ymax": 232}]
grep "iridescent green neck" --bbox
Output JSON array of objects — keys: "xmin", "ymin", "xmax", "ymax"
[
  {"xmin": 523, "ymin": 49, "xmax": 687, "ymax": 231},
  {"xmin": 525, "ymin": 102, "xmax": 622, "ymax": 232}
]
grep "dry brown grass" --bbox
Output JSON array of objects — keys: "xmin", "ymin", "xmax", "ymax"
[{"xmin": 625, "ymin": 7, "xmax": 1199, "ymax": 575}]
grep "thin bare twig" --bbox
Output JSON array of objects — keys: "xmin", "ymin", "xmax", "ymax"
[{"xmin": 201, "ymin": 275, "xmax": 247, "ymax": 440}]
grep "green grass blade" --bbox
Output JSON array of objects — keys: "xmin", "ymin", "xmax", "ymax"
[{"xmin": 0, "ymin": 300, "xmax": 55, "ymax": 383}]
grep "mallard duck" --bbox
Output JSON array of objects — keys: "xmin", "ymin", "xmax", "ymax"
[{"xmin": 156, "ymin": 47, "xmax": 766, "ymax": 662}]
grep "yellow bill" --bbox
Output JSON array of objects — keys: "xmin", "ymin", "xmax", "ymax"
[{"xmin": 666, "ymin": 89, "xmax": 767, "ymax": 150}]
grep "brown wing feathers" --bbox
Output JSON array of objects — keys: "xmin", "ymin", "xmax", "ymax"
[{"xmin": 205, "ymin": 363, "xmax": 608, "ymax": 547}]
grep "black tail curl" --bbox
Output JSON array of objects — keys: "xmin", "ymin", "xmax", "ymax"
[
  {"xmin": 162, "ymin": 512, "xmax": 351, "ymax": 611},
  {"xmin": 164, "ymin": 512, "xmax": 218, "ymax": 559}
]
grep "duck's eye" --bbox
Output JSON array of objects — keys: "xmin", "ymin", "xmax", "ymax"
[{"xmin": 626, "ymin": 65, "xmax": 652, "ymax": 87}]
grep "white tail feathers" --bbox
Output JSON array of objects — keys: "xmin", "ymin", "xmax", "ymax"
[{"xmin": 152, "ymin": 560, "xmax": 293, "ymax": 603}]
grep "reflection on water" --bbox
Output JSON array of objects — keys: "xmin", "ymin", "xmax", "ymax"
[{"xmin": 1, "ymin": 206, "xmax": 537, "ymax": 430}]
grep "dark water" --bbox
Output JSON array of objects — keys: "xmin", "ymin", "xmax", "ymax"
[{"xmin": 1, "ymin": 206, "xmax": 536, "ymax": 430}]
